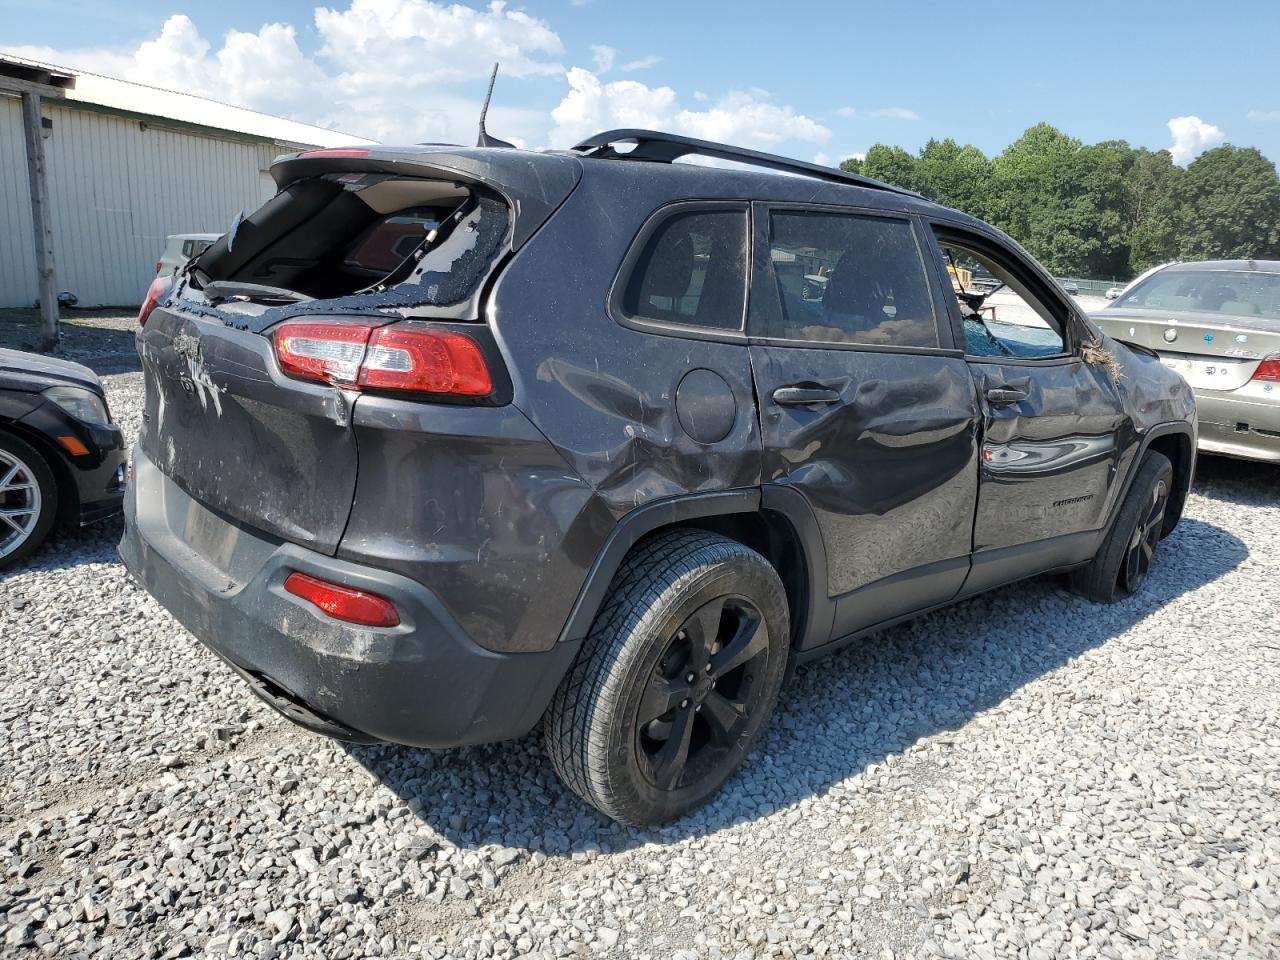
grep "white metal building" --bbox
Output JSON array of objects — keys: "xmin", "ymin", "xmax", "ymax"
[{"xmin": 1, "ymin": 54, "xmax": 375, "ymax": 309}]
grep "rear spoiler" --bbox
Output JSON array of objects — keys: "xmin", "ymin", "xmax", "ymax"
[{"xmin": 269, "ymin": 147, "xmax": 583, "ymax": 250}]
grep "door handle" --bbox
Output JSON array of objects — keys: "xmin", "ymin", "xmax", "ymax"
[
  {"xmin": 772, "ymin": 385, "xmax": 841, "ymax": 406},
  {"xmin": 985, "ymin": 386, "xmax": 1029, "ymax": 405}
]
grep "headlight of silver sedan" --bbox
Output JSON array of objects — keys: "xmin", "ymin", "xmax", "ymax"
[{"xmin": 43, "ymin": 386, "xmax": 111, "ymax": 425}]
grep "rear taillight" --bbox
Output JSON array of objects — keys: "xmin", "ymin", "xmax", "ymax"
[
  {"xmin": 1252, "ymin": 356, "xmax": 1280, "ymax": 383},
  {"xmin": 138, "ymin": 276, "xmax": 171, "ymax": 326},
  {"xmin": 155, "ymin": 261, "xmax": 162, "ymax": 273},
  {"xmin": 274, "ymin": 321, "xmax": 375, "ymax": 386},
  {"xmin": 359, "ymin": 326, "xmax": 492, "ymax": 396},
  {"xmin": 283, "ymin": 572, "xmax": 399, "ymax": 627},
  {"xmin": 272, "ymin": 320, "xmax": 492, "ymax": 397}
]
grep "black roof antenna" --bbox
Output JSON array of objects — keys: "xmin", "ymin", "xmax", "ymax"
[{"xmin": 477, "ymin": 63, "xmax": 516, "ymax": 148}]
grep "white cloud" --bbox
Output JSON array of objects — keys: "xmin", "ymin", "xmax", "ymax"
[
  {"xmin": 835, "ymin": 106, "xmax": 857, "ymax": 119},
  {"xmin": 314, "ymin": 0, "xmax": 563, "ymax": 82},
  {"xmin": 1167, "ymin": 115, "xmax": 1224, "ymax": 166},
  {"xmin": 618, "ymin": 55, "xmax": 661, "ymax": 72},
  {"xmin": 8, "ymin": 4, "xmax": 830, "ymax": 156},
  {"xmin": 590, "ymin": 44, "xmax": 615, "ymax": 74},
  {"xmin": 870, "ymin": 106, "xmax": 919, "ymax": 120},
  {"xmin": 548, "ymin": 67, "xmax": 829, "ymax": 150},
  {"xmin": 1247, "ymin": 109, "xmax": 1280, "ymax": 123},
  {"xmin": 8, "ymin": 3, "xmax": 564, "ymax": 144}
]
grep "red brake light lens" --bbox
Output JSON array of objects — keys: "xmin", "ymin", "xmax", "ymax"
[
  {"xmin": 139, "ymin": 276, "xmax": 171, "ymax": 326},
  {"xmin": 358, "ymin": 327, "xmax": 493, "ymax": 396},
  {"xmin": 272, "ymin": 320, "xmax": 492, "ymax": 397},
  {"xmin": 283, "ymin": 572, "xmax": 400, "ymax": 627},
  {"xmin": 273, "ymin": 320, "xmax": 375, "ymax": 385},
  {"xmin": 1252, "ymin": 356, "xmax": 1280, "ymax": 383}
]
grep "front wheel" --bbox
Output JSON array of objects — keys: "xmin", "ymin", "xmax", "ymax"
[
  {"xmin": 1069, "ymin": 450, "xmax": 1173, "ymax": 603},
  {"xmin": 0, "ymin": 432, "xmax": 58, "ymax": 569},
  {"xmin": 544, "ymin": 530, "xmax": 790, "ymax": 826}
]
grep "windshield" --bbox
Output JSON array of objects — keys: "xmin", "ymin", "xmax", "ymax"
[{"xmin": 1115, "ymin": 268, "xmax": 1280, "ymax": 321}]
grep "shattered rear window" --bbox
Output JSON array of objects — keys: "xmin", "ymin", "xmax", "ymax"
[
  {"xmin": 268, "ymin": 196, "xmax": 509, "ymax": 321},
  {"xmin": 185, "ymin": 175, "xmax": 510, "ymax": 331}
]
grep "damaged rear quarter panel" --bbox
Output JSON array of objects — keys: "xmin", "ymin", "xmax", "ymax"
[
  {"xmin": 336, "ymin": 395, "xmax": 610, "ymax": 654},
  {"xmin": 486, "ymin": 165, "xmax": 764, "ymax": 523}
]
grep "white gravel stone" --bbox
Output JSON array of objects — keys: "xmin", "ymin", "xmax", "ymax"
[{"xmin": 1, "ymin": 315, "xmax": 1279, "ymax": 959}]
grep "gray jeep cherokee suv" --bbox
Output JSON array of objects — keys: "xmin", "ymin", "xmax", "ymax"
[{"xmin": 120, "ymin": 130, "xmax": 1196, "ymax": 825}]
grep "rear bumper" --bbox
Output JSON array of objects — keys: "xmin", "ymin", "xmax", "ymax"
[
  {"xmin": 1195, "ymin": 390, "xmax": 1280, "ymax": 462},
  {"xmin": 118, "ymin": 445, "xmax": 579, "ymax": 748}
]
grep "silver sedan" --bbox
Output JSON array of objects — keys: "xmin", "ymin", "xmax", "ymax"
[{"xmin": 1092, "ymin": 259, "xmax": 1280, "ymax": 463}]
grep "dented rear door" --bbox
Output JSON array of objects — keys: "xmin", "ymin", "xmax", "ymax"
[{"xmin": 137, "ymin": 306, "xmax": 368, "ymax": 554}]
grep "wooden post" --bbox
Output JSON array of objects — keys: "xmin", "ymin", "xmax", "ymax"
[{"xmin": 20, "ymin": 91, "xmax": 58, "ymax": 352}]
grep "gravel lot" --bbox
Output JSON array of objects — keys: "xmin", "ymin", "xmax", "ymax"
[{"xmin": 2, "ymin": 312, "xmax": 1279, "ymax": 960}]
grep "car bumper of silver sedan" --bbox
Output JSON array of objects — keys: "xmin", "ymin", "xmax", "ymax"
[{"xmin": 1194, "ymin": 388, "xmax": 1280, "ymax": 462}]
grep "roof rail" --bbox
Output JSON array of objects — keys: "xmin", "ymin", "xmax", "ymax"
[{"xmin": 571, "ymin": 128, "xmax": 920, "ymax": 198}]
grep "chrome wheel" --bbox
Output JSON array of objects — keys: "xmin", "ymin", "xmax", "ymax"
[
  {"xmin": 0, "ymin": 448, "xmax": 43, "ymax": 560},
  {"xmin": 637, "ymin": 595, "xmax": 772, "ymax": 792},
  {"xmin": 1121, "ymin": 477, "xmax": 1168, "ymax": 594}
]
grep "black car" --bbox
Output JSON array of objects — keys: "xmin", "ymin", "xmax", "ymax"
[
  {"xmin": 119, "ymin": 130, "xmax": 1196, "ymax": 825},
  {"xmin": 1, "ymin": 348, "xmax": 127, "ymax": 567}
]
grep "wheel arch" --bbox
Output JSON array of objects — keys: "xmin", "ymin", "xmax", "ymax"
[
  {"xmin": 557, "ymin": 486, "xmax": 832, "ymax": 650},
  {"xmin": 1139, "ymin": 424, "xmax": 1194, "ymax": 536}
]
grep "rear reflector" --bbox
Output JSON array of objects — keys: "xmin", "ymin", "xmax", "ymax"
[
  {"xmin": 272, "ymin": 320, "xmax": 492, "ymax": 397},
  {"xmin": 1252, "ymin": 356, "xmax": 1280, "ymax": 383},
  {"xmin": 283, "ymin": 572, "xmax": 400, "ymax": 627},
  {"xmin": 138, "ymin": 275, "xmax": 171, "ymax": 326}
]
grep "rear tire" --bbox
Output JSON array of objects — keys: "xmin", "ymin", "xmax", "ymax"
[
  {"xmin": 544, "ymin": 530, "xmax": 790, "ymax": 826},
  {"xmin": 0, "ymin": 432, "xmax": 58, "ymax": 569},
  {"xmin": 1069, "ymin": 450, "xmax": 1173, "ymax": 603}
]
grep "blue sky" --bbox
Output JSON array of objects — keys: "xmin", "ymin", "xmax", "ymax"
[{"xmin": 5, "ymin": 0, "xmax": 1280, "ymax": 165}]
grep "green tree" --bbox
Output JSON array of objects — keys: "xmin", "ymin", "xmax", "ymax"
[
  {"xmin": 1124, "ymin": 149, "xmax": 1184, "ymax": 272},
  {"xmin": 828, "ymin": 125, "xmax": 1280, "ymax": 279},
  {"xmin": 988, "ymin": 124, "xmax": 1130, "ymax": 277},
  {"xmin": 857, "ymin": 144, "xmax": 919, "ymax": 192},
  {"xmin": 1176, "ymin": 146, "xmax": 1280, "ymax": 260},
  {"xmin": 913, "ymin": 138, "xmax": 992, "ymax": 219},
  {"xmin": 839, "ymin": 156, "xmax": 863, "ymax": 176}
]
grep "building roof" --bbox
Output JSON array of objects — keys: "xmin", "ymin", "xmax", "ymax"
[{"xmin": 0, "ymin": 52, "xmax": 376, "ymax": 149}]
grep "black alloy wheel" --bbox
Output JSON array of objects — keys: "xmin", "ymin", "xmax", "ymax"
[
  {"xmin": 1120, "ymin": 476, "xmax": 1168, "ymax": 594},
  {"xmin": 637, "ymin": 595, "xmax": 771, "ymax": 792},
  {"xmin": 544, "ymin": 530, "xmax": 790, "ymax": 826}
]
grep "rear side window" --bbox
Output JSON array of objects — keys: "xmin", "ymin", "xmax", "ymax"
[
  {"xmin": 619, "ymin": 207, "xmax": 748, "ymax": 332},
  {"xmin": 766, "ymin": 211, "xmax": 939, "ymax": 348}
]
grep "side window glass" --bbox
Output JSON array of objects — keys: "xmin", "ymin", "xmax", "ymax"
[
  {"xmin": 934, "ymin": 238, "xmax": 1066, "ymax": 359},
  {"xmin": 181, "ymin": 240, "xmax": 195, "ymax": 258},
  {"xmin": 620, "ymin": 208, "xmax": 747, "ymax": 331},
  {"xmin": 766, "ymin": 211, "xmax": 939, "ymax": 348}
]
